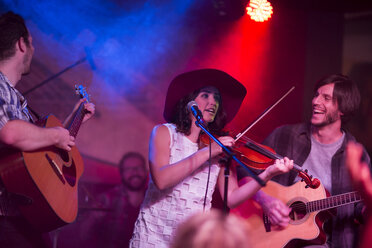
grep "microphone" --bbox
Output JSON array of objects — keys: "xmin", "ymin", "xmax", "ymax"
[{"xmin": 187, "ymin": 101, "xmax": 205, "ymax": 124}]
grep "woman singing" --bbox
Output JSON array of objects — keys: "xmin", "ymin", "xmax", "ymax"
[{"xmin": 130, "ymin": 69, "xmax": 293, "ymax": 248}]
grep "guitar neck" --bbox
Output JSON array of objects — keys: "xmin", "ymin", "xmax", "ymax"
[
  {"xmin": 306, "ymin": 191, "xmax": 362, "ymax": 213},
  {"xmin": 67, "ymin": 102, "xmax": 86, "ymax": 138}
]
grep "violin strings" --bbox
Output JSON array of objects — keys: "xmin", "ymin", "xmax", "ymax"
[{"xmin": 235, "ymin": 135, "xmax": 319, "ymax": 187}]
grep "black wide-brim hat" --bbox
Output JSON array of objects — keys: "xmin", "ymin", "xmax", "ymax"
[{"xmin": 163, "ymin": 69, "xmax": 247, "ymax": 123}]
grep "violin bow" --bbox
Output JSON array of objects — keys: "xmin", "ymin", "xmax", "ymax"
[{"xmin": 234, "ymin": 86, "xmax": 295, "ymax": 142}]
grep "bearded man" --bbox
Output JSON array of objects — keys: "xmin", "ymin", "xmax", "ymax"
[{"xmin": 239, "ymin": 74, "xmax": 371, "ymax": 248}]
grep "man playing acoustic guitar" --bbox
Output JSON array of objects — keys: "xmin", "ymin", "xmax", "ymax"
[
  {"xmin": 238, "ymin": 74, "xmax": 371, "ymax": 248},
  {"xmin": 0, "ymin": 11, "xmax": 95, "ymax": 247}
]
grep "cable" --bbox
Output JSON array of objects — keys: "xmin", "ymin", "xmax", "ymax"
[{"xmin": 203, "ymin": 136, "xmax": 212, "ymax": 212}]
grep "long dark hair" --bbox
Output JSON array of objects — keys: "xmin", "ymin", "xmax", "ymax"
[
  {"xmin": 172, "ymin": 87, "xmax": 227, "ymax": 136},
  {"xmin": 314, "ymin": 74, "xmax": 361, "ymax": 124}
]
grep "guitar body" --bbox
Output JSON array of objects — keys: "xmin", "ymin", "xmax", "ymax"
[
  {"xmin": 231, "ymin": 180, "xmax": 330, "ymax": 248},
  {"xmin": 0, "ymin": 115, "xmax": 84, "ymax": 232}
]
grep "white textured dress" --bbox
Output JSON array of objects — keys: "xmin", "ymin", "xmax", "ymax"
[{"xmin": 130, "ymin": 123, "xmax": 220, "ymax": 248}]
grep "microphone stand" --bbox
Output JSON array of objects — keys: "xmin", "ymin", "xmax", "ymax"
[
  {"xmin": 23, "ymin": 57, "xmax": 87, "ymax": 96},
  {"xmin": 194, "ymin": 119, "xmax": 265, "ymax": 214},
  {"xmin": 23, "ymin": 47, "xmax": 96, "ymax": 96}
]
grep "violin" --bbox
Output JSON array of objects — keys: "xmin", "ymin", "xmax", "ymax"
[
  {"xmin": 199, "ymin": 86, "xmax": 320, "ymax": 189},
  {"xmin": 200, "ymin": 133, "xmax": 320, "ymax": 189},
  {"xmin": 236, "ymin": 137, "xmax": 320, "ymax": 189}
]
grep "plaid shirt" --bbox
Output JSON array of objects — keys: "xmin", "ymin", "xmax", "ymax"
[
  {"xmin": 0, "ymin": 72, "xmax": 33, "ymax": 129},
  {"xmin": 0, "ymin": 71, "xmax": 34, "ymax": 216},
  {"xmin": 239, "ymin": 123, "xmax": 371, "ymax": 248}
]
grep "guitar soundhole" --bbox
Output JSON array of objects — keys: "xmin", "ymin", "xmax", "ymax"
[
  {"xmin": 62, "ymin": 160, "xmax": 77, "ymax": 186},
  {"xmin": 59, "ymin": 150, "xmax": 70, "ymax": 163},
  {"xmin": 289, "ymin": 201, "xmax": 307, "ymax": 221}
]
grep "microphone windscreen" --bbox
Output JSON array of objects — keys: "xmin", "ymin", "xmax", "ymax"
[{"xmin": 187, "ymin": 101, "xmax": 198, "ymax": 111}]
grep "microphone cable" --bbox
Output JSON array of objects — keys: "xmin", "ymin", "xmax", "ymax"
[{"xmin": 203, "ymin": 135, "xmax": 212, "ymax": 212}]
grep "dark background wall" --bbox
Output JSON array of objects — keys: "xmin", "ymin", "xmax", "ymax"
[{"xmin": 2, "ymin": 0, "xmax": 368, "ymax": 170}]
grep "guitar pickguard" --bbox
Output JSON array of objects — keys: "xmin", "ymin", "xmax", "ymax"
[{"xmin": 45, "ymin": 150, "xmax": 77, "ymax": 187}]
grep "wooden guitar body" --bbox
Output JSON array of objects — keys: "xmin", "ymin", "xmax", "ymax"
[
  {"xmin": 231, "ymin": 180, "xmax": 330, "ymax": 248},
  {"xmin": 0, "ymin": 115, "xmax": 84, "ymax": 232}
]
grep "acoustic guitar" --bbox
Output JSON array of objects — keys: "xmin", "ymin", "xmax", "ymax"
[
  {"xmin": 0, "ymin": 85, "xmax": 90, "ymax": 232},
  {"xmin": 231, "ymin": 180, "xmax": 362, "ymax": 248}
]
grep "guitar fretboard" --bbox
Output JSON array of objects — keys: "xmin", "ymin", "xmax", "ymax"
[
  {"xmin": 68, "ymin": 103, "xmax": 86, "ymax": 138},
  {"xmin": 306, "ymin": 191, "xmax": 362, "ymax": 212}
]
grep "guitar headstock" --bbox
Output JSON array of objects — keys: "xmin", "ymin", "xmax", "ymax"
[{"xmin": 75, "ymin": 85, "xmax": 90, "ymax": 103}]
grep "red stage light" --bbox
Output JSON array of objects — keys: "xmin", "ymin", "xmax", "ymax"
[{"xmin": 246, "ymin": 0, "xmax": 273, "ymax": 22}]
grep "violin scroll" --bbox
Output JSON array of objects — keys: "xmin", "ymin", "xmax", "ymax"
[{"xmin": 298, "ymin": 169, "xmax": 320, "ymax": 189}]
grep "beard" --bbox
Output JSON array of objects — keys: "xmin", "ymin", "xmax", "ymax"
[
  {"xmin": 122, "ymin": 176, "xmax": 147, "ymax": 191},
  {"xmin": 312, "ymin": 109, "xmax": 341, "ymax": 127}
]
